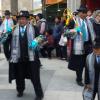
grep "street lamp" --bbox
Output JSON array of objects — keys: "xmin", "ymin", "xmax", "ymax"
[{"xmin": 57, "ymin": 3, "xmax": 61, "ymax": 12}]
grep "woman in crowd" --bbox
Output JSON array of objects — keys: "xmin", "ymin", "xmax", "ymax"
[
  {"xmin": 40, "ymin": 29, "xmax": 54, "ymax": 59},
  {"xmin": 92, "ymin": 10, "xmax": 100, "ymax": 40}
]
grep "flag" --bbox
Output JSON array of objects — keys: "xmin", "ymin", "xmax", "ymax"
[{"xmin": 45, "ymin": 0, "xmax": 63, "ymax": 5}]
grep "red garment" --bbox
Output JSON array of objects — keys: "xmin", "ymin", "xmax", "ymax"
[
  {"xmin": 67, "ymin": 39, "xmax": 72, "ymax": 58},
  {"xmin": 47, "ymin": 35, "xmax": 54, "ymax": 45},
  {"xmin": 87, "ymin": 0, "xmax": 100, "ymax": 11}
]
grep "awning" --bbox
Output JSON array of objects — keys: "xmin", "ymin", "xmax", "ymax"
[{"xmin": 45, "ymin": 0, "xmax": 63, "ymax": 5}]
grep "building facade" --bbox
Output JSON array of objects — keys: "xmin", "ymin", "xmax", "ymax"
[
  {"xmin": 67, "ymin": 0, "xmax": 81, "ymax": 12},
  {"xmin": 0, "ymin": 0, "xmax": 99, "ymax": 16},
  {"xmin": 0, "ymin": 0, "xmax": 42, "ymax": 16}
]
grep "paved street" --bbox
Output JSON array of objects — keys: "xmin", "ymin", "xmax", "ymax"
[{"xmin": 0, "ymin": 53, "xmax": 83, "ymax": 100}]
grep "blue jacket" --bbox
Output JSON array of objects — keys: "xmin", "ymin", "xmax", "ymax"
[{"xmin": 53, "ymin": 23, "xmax": 62, "ymax": 41}]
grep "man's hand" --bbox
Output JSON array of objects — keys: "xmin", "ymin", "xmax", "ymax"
[
  {"xmin": 70, "ymin": 29, "xmax": 76, "ymax": 33},
  {"xmin": 29, "ymin": 40, "xmax": 38, "ymax": 50}
]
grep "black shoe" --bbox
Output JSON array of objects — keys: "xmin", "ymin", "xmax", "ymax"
[
  {"xmin": 61, "ymin": 58, "xmax": 66, "ymax": 60},
  {"xmin": 48, "ymin": 57, "xmax": 52, "ymax": 59},
  {"xmin": 35, "ymin": 96, "xmax": 43, "ymax": 100},
  {"xmin": 40, "ymin": 64, "xmax": 42, "ymax": 67},
  {"xmin": 17, "ymin": 92, "xmax": 23, "ymax": 97},
  {"xmin": 77, "ymin": 81, "xmax": 84, "ymax": 87}
]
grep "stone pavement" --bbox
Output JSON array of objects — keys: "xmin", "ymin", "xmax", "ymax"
[
  {"xmin": 0, "ymin": 53, "xmax": 5, "ymax": 60},
  {"xmin": 0, "ymin": 54, "xmax": 84, "ymax": 100}
]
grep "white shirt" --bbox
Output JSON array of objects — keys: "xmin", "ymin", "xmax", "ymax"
[
  {"xmin": 20, "ymin": 25, "xmax": 26, "ymax": 33},
  {"xmin": 20, "ymin": 25, "xmax": 27, "ymax": 37},
  {"xmin": 96, "ymin": 55, "xmax": 100, "ymax": 64}
]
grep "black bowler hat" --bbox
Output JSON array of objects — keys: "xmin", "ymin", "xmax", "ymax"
[
  {"xmin": 4, "ymin": 10, "xmax": 11, "ymax": 15},
  {"xmin": 93, "ymin": 38, "xmax": 100, "ymax": 49},
  {"xmin": 17, "ymin": 11, "xmax": 29, "ymax": 19},
  {"xmin": 77, "ymin": 5, "xmax": 88, "ymax": 13}
]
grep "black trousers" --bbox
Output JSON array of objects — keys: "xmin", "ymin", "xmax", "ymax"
[
  {"xmin": 76, "ymin": 66, "xmax": 84, "ymax": 82},
  {"xmin": 47, "ymin": 46, "xmax": 54, "ymax": 58},
  {"xmin": 76, "ymin": 41, "xmax": 92, "ymax": 82},
  {"xmin": 40, "ymin": 45, "xmax": 54, "ymax": 58},
  {"xmin": 54, "ymin": 41, "xmax": 61, "ymax": 57},
  {"xmin": 76, "ymin": 55, "xmax": 86, "ymax": 82},
  {"xmin": 59, "ymin": 46, "xmax": 67, "ymax": 59},
  {"xmin": 40, "ymin": 47, "xmax": 47, "ymax": 57},
  {"xmin": 15, "ymin": 61, "xmax": 43, "ymax": 97},
  {"xmin": 93, "ymin": 90, "xmax": 100, "ymax": 100},
  {"xmin": 76, "ymin": 53, "xmax": 89, "ymax": 82},
  {"xmin": 3, "ymin": 40, "xmax": 11, "ymax": 60}
]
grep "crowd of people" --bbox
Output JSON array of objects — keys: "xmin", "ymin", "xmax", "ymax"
[{"xmin": 0, "ymin": 4, "xmax": 100, "ymax": 100}]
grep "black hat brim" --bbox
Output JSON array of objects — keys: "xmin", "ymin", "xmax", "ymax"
[
  {"xmin": 17, "ymin": 15, "xmax": 29, "ymax": 19},
  {"xmin": 77, "ymin": 9, "xmax": 88, "ymax": 13}
]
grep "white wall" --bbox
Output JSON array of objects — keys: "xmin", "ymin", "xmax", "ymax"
[
  {"xmin": 1, "ymin": 0, "xmax": 11, "ymax": 16},
  {"xmin": 33, "ymin": 0, "xmax": 42, "ymax": 14},
  {"xmin": 67, "ymin": 0, "xmax": 81, "ymax": 12},
  {"xmin": 18, "ymin": 0, "xmax": 42, "ymax": 14},
  {"xmin": 18, "ymin": 0, "xmax": 33, "ymax": 12},
  {"xmin": 0, "ymin": 0, "xmax": 2, "ymax": 16}
]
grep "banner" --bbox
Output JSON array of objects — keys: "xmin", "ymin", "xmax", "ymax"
[{"xmin": 45, "ymin": 0, "xmax": 63, "ymax": 5}]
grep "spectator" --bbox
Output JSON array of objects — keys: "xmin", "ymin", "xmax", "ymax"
[
  {"xmin": 40, "ymin": 29, "xmax": 54, "ymax": 59},
  {"xmin": 36, "ymin": 13, "xmax": 46, "ymax": 35},
  {"xmin": 87, "ymin": 10, "xmax": 93, "ymax": 20},
  {"xmin": 92, "ymin": 10, "xmax": 100, "ymax": 40},
  {"xmin": 53, "ymin": 16, "xmax": 62, "ymax": 58}
]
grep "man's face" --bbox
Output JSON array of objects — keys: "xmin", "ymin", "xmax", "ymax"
[
  {"xmin": 96, "ymin": 13, "xmax": 100, "ymax": 22},
  {"xmin": 79, "ymin": 12, "xmax": 87, "ymax": 19},
  {"xmin": 18, "ymin": 17, "xmax": 28, "ymax": 26},
  {"xmin": 5, "ymin": 15, "xmax": 10, "ymax": 19},
  {"xmin": 55, "ymin": 18, "xmax": 59, "ymax": 23},
  {"xmin": 87, "ymin": 10, "xmax": 92, "ymax": 17},
  {"xmin": 93, "ymin": 48, "xmax": 100, "ymax": 55},
  {"xmin": 13, "ymin": 16, "xmax": 17, "ymax": 20},
  {"xmin": 36, "ymin": 16, "xmax": 39, "ymax": 21}
]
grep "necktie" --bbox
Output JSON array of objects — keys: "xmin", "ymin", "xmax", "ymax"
[
  {"xmin": 81, "ymin": 20, "xmax": 87, "ymax": 41},
  {"xmin": 96, "ymin": 56, "xmax": 100, "ymax": 64},
  {"xmin": 21, "ymin": 26, "xmax": 25, "ymax": 37}
]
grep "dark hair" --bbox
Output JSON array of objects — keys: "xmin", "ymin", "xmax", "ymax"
[
  {"xmin": 30, "ymin": 14, "xmax": 33, "ymax": 17},
  {"xmin": 5, "ymin": 10, "xmax": 11, "ymax": 15},
  {"xmin": 93, "ymin": 38, "xmax": 100, "ymax": 49},
  {"xmin": 47, "ymin": 29, "xmax": 53, "ymax": 35},
  {"xmin": 37, "ymin": 13, "xmax": 43, "ymax": 19},
  {"xmin": 94, "ymin": 8, "xmax": 100, "ymax": 11},
  {"xmin": 55, "ymin": 16, "xmax": 61, "ymax": 21}
]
